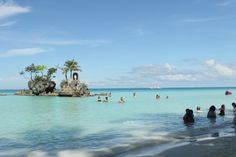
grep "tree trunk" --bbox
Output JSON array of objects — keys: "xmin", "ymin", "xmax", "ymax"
[
  {"xmin": 65, "ymin": 73, "xmax": 68, "ymax": 83},
  {"xmin": 30, "ymin": 72, "xmax": 33, "ymax": 80},
  {"xmin": 70, "ymin": 70, "xmax": 72, "ymax": 79}
]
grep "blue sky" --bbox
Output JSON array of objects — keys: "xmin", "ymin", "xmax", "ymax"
[{"xmin": 0, "ymin": 0, "xmax": 236, "ymax": 89}]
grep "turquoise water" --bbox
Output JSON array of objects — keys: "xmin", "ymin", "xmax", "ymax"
[{"xmin": 0, "ymin": 88, "xmax": 236, "ymax": 156}]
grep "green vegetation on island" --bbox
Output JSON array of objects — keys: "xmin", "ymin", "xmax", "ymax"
[{"xmin": 17, "ymin": 59, "xmax": 90, "ymax": 97}]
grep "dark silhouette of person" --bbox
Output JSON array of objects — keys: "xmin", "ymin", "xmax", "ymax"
[
  {"xmin": 183, "ymin": 108, "xmax": 194, "ymax": 123},
  {"xmin": 207, "ymin": 105, "xmax": 216, "ymax": 118},
  {"xmin": 219, "ymin": 104, "xmax": 225, "ymax": 116}
]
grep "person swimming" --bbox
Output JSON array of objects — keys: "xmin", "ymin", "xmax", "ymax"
[
  {"xmin": 156, "ymin": 94, "xmax": 160, "ymax": 99},
  {"xmin": 118, "ymin": 97, "xmax": 125, "ymax": 103},
  {"xmin": 196, "ymin": 106, "xmax": 202, "ymax": 113}
]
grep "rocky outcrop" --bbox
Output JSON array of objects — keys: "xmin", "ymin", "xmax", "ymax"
[
  {"xmin": 15, "ymin": 89, "xmax": 58, "ymax": 96},
  {"xmin": 16, "ymin": 80, "xmax": 57, "ymax": 96},
  {"xmin": 59, "ymin": 72, "xmax": 90, "ymax": 97},
  {"xmin": 59, "ymin": 81, "xmax": 90, "ymax": 97},
  {"xmin": 16, "ymin": 71, "xmax": 90, "ymax": 97},
  {"xmin": 31, "ymin": 81, "xmax": 56, "ymax": 95}
]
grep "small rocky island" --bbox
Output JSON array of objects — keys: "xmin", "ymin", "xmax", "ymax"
[
  {"xmin": 15, "ymin": 59, "xmax": 90, "ymax": 97},
  {"xmin": 59, "ymin": 72, "xmax": 90, "ymax": 97}
]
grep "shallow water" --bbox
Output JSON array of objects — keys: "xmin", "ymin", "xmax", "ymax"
[{"xmin": 0, "ymin": 88, "xmax": 235, "ymax": 156}]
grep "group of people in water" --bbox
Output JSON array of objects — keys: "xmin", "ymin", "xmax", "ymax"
[
  {"xmin": 183, "ymin": 103, "xmax": 236, "ymax": 125},
  {"xmin": 97, "ymin": 96, "xmax": 125, "ymax": 103},
  {"xmin": 97, "ymin": 92, "xmax": 165, "ymax": 104},
  {"xmin": 96, "ymin": 92, "xmax": 236, "ymax": 125},
  {"xmin": 97, "ymin": 92, "xmax": 125, "ymax": 104}
]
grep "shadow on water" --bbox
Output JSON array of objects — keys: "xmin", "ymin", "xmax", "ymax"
[
  {"xmin": 0, "ymin": 127, "xmax": 82, "ymax": 157},
  {"xmin": 0, "ymin": 126, "xmax": 135, "ymax": 157},
  {"xmin": 0, "ymin": 112, "xmax": 235, "ymax": 157}
]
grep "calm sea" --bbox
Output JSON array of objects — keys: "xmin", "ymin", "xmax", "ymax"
[{"xmin": 0, "ymin": 88, "xmax": 235, "ymax": 157}]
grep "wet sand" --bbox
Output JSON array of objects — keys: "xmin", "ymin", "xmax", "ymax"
[{"xmin": 156, "ymin": 136, "xmax": 236, "ymax": 157}]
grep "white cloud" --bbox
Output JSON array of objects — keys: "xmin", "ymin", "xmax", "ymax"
[
  {"xmin": 0, "ymin": 0, "xmax": 30, "ymax": 19},
  {"xmin": 89, "ymin": 59, "xmax": 236, "ymax": 88},
  {"xmin": 26, "ymin": 38, "xmax": 111, "ymax": 47},
  {"xmin": 89, "ymin": 63, "xmax": 201, "ymax": 88},
  {"xmin": 164, "ymin": 63, "xmax": 175, "ymax": 71},
  {"xmin": 126, "ymin": 27, "xmax": 146, "ymax": 36},
  {"xmin": 204, "ymin": 59, "xmax": 234, "ymax": 76},
  {"xmin": 131, "ymin": 63, "xmax": 175, "ymax": 76},
  {"xmin": 0, "ymin": 48, "xmax": 48, "ymax": 58},
  {"xmin": 182, "ymin": 17, "xmax": 225, "ymax": 23},
  {"xmin": 0, "ymin": 20, "xmax": 16, "ymax": 27},
  {"xmin": 0, "ymin": 29, "xmax": 111, "ymax": 47},
  {"xmin": 217, "ymin": 0, "xmax": 236, "ymax": 6},
  {"xmin": 132, "ymin": 28, "xmax": 145, "ymax": 36},
  {"xmin": 130, "ymin": 63, "xmax": 199, "ymax": 81},
  {"xmin": 205, "ymin": 59, "xmax": 215, "ymax": 66},
  {"xmin": 159, "ymin": 74, "xmax": 198, "ymax": 81}
]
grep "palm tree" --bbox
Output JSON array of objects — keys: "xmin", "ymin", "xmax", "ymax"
[
  {"xmin": 61, "ymin": 67, "xmax": 69, "ymax": 82},
  {"xmin": 25, "ymin": 63, "xmax": 37, "ymax": 80},
  {"xmin": 64, "ymin": 59, "xmax": 82, "ymax": 79},
  {"xmin": 47, "ymin": 67, "xmax": 57, "ymax": 80},
  {"xmin": 35, "ymin": 65, "xmax": 47, "ymax": 77}
]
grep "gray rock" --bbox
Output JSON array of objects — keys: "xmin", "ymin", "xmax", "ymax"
[
  {"xmin": 59, "ymin": 81, "xmax": 90, "ymax": 97},
  {"xmin": 31, "ymin": 80, "xmax": 56, "ymax": 95}
]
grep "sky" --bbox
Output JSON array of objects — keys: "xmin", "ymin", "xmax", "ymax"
[{"xmin": 0, "ymin": 0, "xmax": 236, "ymax": 89}]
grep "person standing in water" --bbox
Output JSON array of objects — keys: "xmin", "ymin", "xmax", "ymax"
[
  {"xmin": 103, "ymin": 96, "xmax": 108, "ymax": 102},
  {"xmin": 183, "ymin": 109, "xmax": 194, "ymax": 123},
  {"xmin": 219, "ymin": 104, "xmax": 225, "ymax": 116},
  {"xmin": 207, "ymin": 105, "xmax": 216, "ymax": 118},
  {"xmin": 97, "ymin": 96, "xmax": 101, "ymax": 102}
]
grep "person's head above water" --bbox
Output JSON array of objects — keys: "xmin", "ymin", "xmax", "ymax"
[
  {"xmin": 232, "ymin": 102, "xmax": 236, "ymax": 108},
  {"xmin": 209, "ymin": 105, "xmax": 216, "ymax": 112},
  {"xmin": 185, "ymin": 109, "xmax": 190, "ymax": 113}
]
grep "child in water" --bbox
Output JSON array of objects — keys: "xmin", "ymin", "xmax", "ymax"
[
  {"xmin": 97, "ymin": 96, "xmax": 101, "ymax": 102},
  {"xmin": 219, "ymin": 104, "xmax": 225, "ymax": 116},
  {"xmin": 196, "ymin": 106, "xmax": 201, "ymax": 112}
]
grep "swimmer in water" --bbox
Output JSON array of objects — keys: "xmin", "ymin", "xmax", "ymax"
[{"xmin": 118, "ymin": 97, "xmax": 125, "ymax": 103}]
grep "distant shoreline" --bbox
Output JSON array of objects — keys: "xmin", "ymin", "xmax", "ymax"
[{"xmin": 1, "ymin": 86, "xmax": 236, "ymax": 91}]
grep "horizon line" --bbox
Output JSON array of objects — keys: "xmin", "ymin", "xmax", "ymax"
[{"xmin": 1, "ymin": 86, "xmax": 236, "ymax": 91}]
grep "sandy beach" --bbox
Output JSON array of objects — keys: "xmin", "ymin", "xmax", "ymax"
[{"xmin": 157, "ymin": 135, "xmax": 236, "ymax": 157}]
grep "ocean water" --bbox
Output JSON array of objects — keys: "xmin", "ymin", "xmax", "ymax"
[{"xmin": 0, "ymin": 88, "xmax": 235, "ymax": 157}]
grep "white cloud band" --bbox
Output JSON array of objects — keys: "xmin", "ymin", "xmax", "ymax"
[
  {"xmin": 0, "ymin": 0, "xmax": 30, "ymax": 19},
  {"xmin": 0, "ymin": 48, "xmax": 48, "ymax": 58}
]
